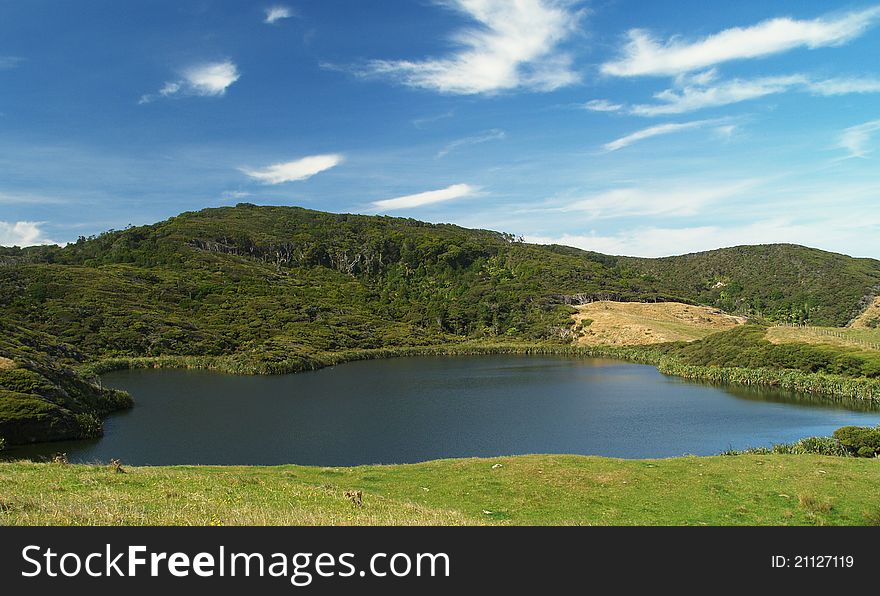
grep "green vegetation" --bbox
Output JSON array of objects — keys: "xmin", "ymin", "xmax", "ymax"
[
  {"xmin": 3, "ymin": 205, "xmax": 880, "ymax": 443},
  {"xmin": 1, "ymin": 454, "xmax": 878, "ymax": 526},
  {"xmin": 658, "ymin": 325, "xmax": 880, "ymax": 378},
  {"xmin": 620, "ymin": 244, "xmax": 880, "ymax": 326},
  {"xmin": 723, "ymin": 436, "xmax": 851, "ymax": 457},
  {"xmin": 0, "ymin": 321, "xmax": 131, "ymax": 444},
  {"xmin": 833, "ymin": 426, "xmax": 880, "ymax": 458}
]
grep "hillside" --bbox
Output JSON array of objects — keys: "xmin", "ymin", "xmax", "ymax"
[
  {"xmin": 571, "ymin": 301, "xmax": 746, "ymax": 346},
  {"xmin": 851, "ymin": 297, "xmax": 880, "ymax": 329},
  {"xmin": 0, "ymin": 321, "xmax": 131, "ymax": 444},
  {"xmin": 618, "ymin": 245, "xmax": 880, "ymax": 327},
  {"xmin": 2, "ymin": 205, "xmax": 880, "ymax": 443}
]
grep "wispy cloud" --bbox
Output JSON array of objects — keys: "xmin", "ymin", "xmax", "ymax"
[
  {"xmin": 221, "ymin": 190, "xmax": 253, "ymax": 201},
  {"xmin": 437, "ymin": 129, "xmax": 506, "ymax": 158},
  {"xmin": 602, "ymin": 6, "xmax": 880, "ymax": 77},
  {"xmin": 240, "ymin": 154, "xmax": 343, "ymax": 185},
  {"xmin": 839, "ymin": 119, "xmax": 880, "ymax": 158},
  {"xmin": 525, "ymin": 215, "xmax": 880, "ymax": 258},
  {"xmin": 552, "ymin": 181, "xmax": 755, "ymax": 219},
  {"xmin": 602, "ymin": 119, "xmax": 722, "ymax": 151},
  {"xmin": 140, "ymin": 61, "xmax": 240, "ymax": 104},
  {"xmin": 372, "ymin": 183, "xmax": 478, "ymax": 210},
  {"xmin": 630, "ymin": 74, "xmax": 880, "ymax": 115},
  {"xmin": 632, "ymin": 74, "xmax": 806, "ymax": 115},
  {"xmin": 582, "ymin": 99, "xmax": 623, "ymax": 112},
  {"xmin": 264, "ymin": 5, "xmax": 295, "ymax": 24},
  {"xmin": 0, "ymin": 191, "xmax": 68, "ymax": 205},
  {"xmin": 0, "ymin": 221, "xmax": 56, "ymax": 247},
  {"xmin": 808, "ymin": 76, "xmax": 880, "ymax": 95},
  {"xmin": 362, "ymin": 0, "xmax": 583, "ymax": 94},
  {"xmin": 412, "ymin": 111, "xmax": 455, "ymax": 129},
  {"xmin": 0, "ymin": 56, "xmax": 24, "ymax": 70}
]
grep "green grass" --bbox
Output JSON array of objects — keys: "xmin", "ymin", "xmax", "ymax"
[{"xmin": 2, "ymin": 454, "xmax": 879, "ymax": 526}]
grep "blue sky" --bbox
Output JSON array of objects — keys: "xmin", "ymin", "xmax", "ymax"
[{"xmin": 1, "ymin": 0, "xmax": 879, "ymax": 257}]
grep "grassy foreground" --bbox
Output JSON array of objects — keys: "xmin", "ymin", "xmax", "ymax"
[{"xmin": 1, "ymin": 454, "xmax": 878, "ymax": 526}]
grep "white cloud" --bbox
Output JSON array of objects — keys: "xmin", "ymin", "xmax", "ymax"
[
  {"xmin": 264, "ymin": 5, "xmax": 295, "ymax": 24},
  {"xmin": 363, "ymin": 0, "xmax": 583, "ymax": 94},
  {"xmin": 372, "ymin": 183, "xmax": 478, "ymax": 210},
  {"xmin": 221, "ymin": 190, "xmax": 253, "ymax": 200},
  {"xmin": 839, "ymin": 119, "xmax": 880, "ymax": 158},
  {"xmin": 0, "ymin": 221, "xmax": 56, "ymax": 247},
  {"xmin": 140, "ymin": 61, "xmax": 240, "ymax": 103},
  {"xmin": 437, "ymin": 129, "xmax": 506, "ymax": 157},
  {"xmin": 808, "ymin": 76, "xmax": 880, "ymax": 95},
  {"xmin": 631, "ymin": 75, "xmax": 807, "ymax": 116},
  {"xmin": 525, "ymin": 216, "xmax": 880, "ymax": 258},
  {"xmin": 0, "ymin": 192, "xmax": 68, "ymax": 205},
  {"xmin": 602, "ymin": 119, "xmax": 721, "ymax": 151},
  {"xmin": 602, "ymin": 6, "xmax": 880, "ymax": 77},
  {"xmin": 582, "ymin": 99, "xmax": 623, "ymax": 112},
  {"xmin": 0, "ymin": 56, "xmax": 24, "ymax": 70},
  {"xmin": 628, "ymin": 73, "xmax": 880, "ymax": 116},
  {"xmin": 240, "ymin": 154, "xmax": 343, "ymax": 184},
  {"xmin": 556, "ymin": 181, "xmax": 755, "ymax": 219}
]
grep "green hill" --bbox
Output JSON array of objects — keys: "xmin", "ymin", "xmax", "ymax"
[{"xmin": 2, "ymin": 204, "xmax": 880, "ymax": 444}]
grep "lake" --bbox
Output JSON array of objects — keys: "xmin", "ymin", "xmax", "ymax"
[{"xmin": 7, "ymin": 355, "xmax": 880, "ymax": 465}]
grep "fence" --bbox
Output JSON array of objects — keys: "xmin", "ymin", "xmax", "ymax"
[{"xmin": 774, "ymin": 323, "xmax": 880, "ymax": 351}]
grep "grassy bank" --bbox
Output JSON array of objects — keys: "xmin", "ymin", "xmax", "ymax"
[
  {"xmin": 80, "ymin": 341, "xmax": 880, "ymax": 404},
  {"xmin": 1, "ymin": 454, "xmax": 878, "ymax": 526}
]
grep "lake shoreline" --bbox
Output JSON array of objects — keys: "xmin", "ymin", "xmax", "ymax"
[{"xmin": 81, "ymin": 342, "xmax": 880, "ymax": 404}]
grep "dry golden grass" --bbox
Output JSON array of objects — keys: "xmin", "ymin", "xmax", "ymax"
[
  {"xmin": 766, "ymin": 326, "xmax": 880, "ymax": 351},
  {"xmin": 0, "ymin": 357, "xmax": 16, "ymax": 371},
  {"xmin": 571, "ymin": 301, "xmax": 746, "ymax": 346},
  {"xmin": 851, "ymin": 297, "xmax": 880, "ymax": 329}
]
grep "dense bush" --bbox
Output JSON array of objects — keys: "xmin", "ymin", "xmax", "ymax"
[
  {"xmin": 833, "ymin": 426, "xmax": 880, "ymax": 457},
  {"xmin": 659, "ymin": 325, "xmax": 880, "ymax": 378}
]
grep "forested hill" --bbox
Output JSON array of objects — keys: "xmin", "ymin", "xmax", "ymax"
[{"xmin": 1, "ymin": 204, "xmax": 879, "ymax": 366}]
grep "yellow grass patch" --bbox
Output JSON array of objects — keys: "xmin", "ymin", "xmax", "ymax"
[
  {"xmin": 766, "ymin": 326, "xmax": 880, "ymax": 351},
  {"xmin": 0, "ymin": 357, "xmax": 16, "ymax": 370},
  {"xmin": 851, "ymin": 297, "xmax": 880, "ymax": 329},
  {"xmin": 571, "ymin": 301, "xmax": 746, "ymax": 346}
]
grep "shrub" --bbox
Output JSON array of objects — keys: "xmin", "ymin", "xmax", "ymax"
[
  {"xmin": 74, "ymin": 413, "xmax": 103, "ymax": 439},
  {"xmin": 0, "ymin": 436, "xmax": 5, "ymax": 451},
  {"xmin": 833, "ymin": 426, "xmax": 880, "ymax": 457},
  {"xmin": 787, "ymin": 436, "xmax": 850, "ymax": 457}
]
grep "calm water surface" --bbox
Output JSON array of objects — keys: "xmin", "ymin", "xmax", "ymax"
[{"xmin": 8, "ymin": 356, "xmax": 880, "ymax": 465}]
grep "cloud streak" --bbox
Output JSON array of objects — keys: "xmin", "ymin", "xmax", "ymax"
[
  {"xmin": 437, "ymin": 129, "xmax": 506, "ymax": 157},
  {"xmin": 140, "ymin": 61, "xmax": 240, "ymax": 104},
  {"xmin": 839, "ymin": 119, "xmax": 880, "ymax": 158},
  {"xmin": 264, "ymin": 5, "xmax": 295, "ymax": 24},
  {"xmin": 362, "ymin": 0, "xmax": 582, "ymax": 94},
  {"xmin": 0, "ymin": 56, "xmax": 24, "ymax": 70},
  {"xmin": 372, "ymin": 183, "xmax": 478, "ymax": 210},
  {"xmin": 554, "ymin": 181, "xmax": 756, "ymax": 219},
  {"xmin": 582, "ymin": 99, "xmax": 623, "ymax": 112},
  {"xmin": 630, "ymin": 74, "xmax": 880, "ymax": 115},
  {"xmin": 602, "ymin": 6, "xmax": 880, "ymax": 77},
  {"xmin": 602, "ymin": 119, "xmax": 722, "ymax": 151},
  {"xmin": 240, "ymin": 154, "xmax": 343, "ymax": 184}
]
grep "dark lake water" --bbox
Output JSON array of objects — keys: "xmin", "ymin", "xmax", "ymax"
[{"xmin": 8, "ymin": 356, "xmax": 880, "ymax": 465}]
